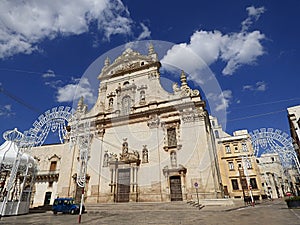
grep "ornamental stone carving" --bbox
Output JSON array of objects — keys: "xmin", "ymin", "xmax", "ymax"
[
  {"xmin": 147, "ymin": 114, "xmax": 160, "ymax": 128},
  {"xmin": 173, "ymin": 71, "xmax": 200, "ymax": 98},
  {"xmin": 181, "ymin": 108, "xmax": 205, "ymax": 123}
]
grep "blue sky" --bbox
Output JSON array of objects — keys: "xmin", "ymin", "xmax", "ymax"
[{"xmin": 0, "ymin": 0, "xmax": 299, "ymax": 144}]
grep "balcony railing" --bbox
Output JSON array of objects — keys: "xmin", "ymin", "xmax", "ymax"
[{"xmin": 35, "ymin": 170, "xmax": 59, "ymax": 181}]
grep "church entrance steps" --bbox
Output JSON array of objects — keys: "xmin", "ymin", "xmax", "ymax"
[{"xmin": 85, "ymin": 202, "xmax": 201, "ymax": 213}]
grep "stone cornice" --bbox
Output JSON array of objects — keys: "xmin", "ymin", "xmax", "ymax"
[
  {"xmin": 94, "ymin": 99, "xmax": 206, "ymax": 127},
  {"xmin": 99, "ymin": 61, "xmax": 161, "ymax": 81}
]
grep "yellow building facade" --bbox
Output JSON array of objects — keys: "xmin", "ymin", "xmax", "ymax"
[{"xmin": 217, "ymin": 130, "xmax": 264, "ymax": 201}]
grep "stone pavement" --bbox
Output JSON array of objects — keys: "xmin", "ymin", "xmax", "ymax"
[{"xmin": 0, "ymin": 199, "xmax": 300, "ymax": 225}]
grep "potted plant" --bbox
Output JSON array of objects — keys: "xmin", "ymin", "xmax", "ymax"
[{"xmin": 285, "ymin": 196, "xmax": 300, "ymax": 208}]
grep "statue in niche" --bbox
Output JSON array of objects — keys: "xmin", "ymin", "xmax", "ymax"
[
  {"xmin": 142, "ymin": 145, "xmax": 148, "ymax": 163},
  {"xmin": 170, "ymin": 151, "xmax": 177, "ymax": 168},
  {"xmin": 122, "ymin": 139, "xmax": 128, "ymax": 154},
  {"xmin": 109, "ymin": 98, "xmax": 114, "ymax": 109},
  {"xmin": 103, "ymin": 151, "xmax": 109, "ymax": 167},
  {"xmin": 140, "ymin": 90, "xmax": 146, "ymax": 102},
  {"xmin": 119, "ymin": 138, "xmax": 140, "ymax": 165}
]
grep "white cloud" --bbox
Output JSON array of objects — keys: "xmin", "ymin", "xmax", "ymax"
[
  {"xmin": 0, "ymin": 0, "xmax": 133, "ymax": 58},
  {"xmin": 0, "ymin": 104, "xmax": 14, "ymax": 117},
  {"xmin": 206, "ymin": 90, "xmax": 232, "ymax": 112},
  {"xmin": 256, "ymin": 81, "xmax": 267, "ymax": 91},
  {"xmin": 243, "ymin": 85, "xmax": 253, "ymax": 91},
  {"xmin": 45, "ymin": 80, "xmax": 63, "ymax": 88},
  {"xmin": 42, "ymin": 69, "xmax": 55, "ymax": 78},
  {"xmin": 137, "ymin": 23, "xmax": 151, "ymax": 40},
  {"xmin": 221, "ymin": 31, "xmax": 265, "ymax": 75},
  {"xmin": 242, "ymin": 6, "xmax": 266, "ymax": 31},
  {"xmin": 161, "ymin": 6, "xmax": 265, "ymax": 78},
  {"xmin": 56, "ymin": 77, "xmax": 96, "ymax": 104},
  {"xmin": 243, "ymin": 81, "xmax": 267, "ymax": 91}
]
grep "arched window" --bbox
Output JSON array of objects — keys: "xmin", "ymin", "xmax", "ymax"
[
  {"xmin": 122, "ymin": 96, "xmax": 131, "ymax": 115},
  {"xmin": 170, "ymin": 151, "xmax": 177, "ymax": 168}
]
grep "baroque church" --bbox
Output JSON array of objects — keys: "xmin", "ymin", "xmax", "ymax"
[{"xmin": 30, "ymin": 44, "xmax": 223, "ymax": 206}]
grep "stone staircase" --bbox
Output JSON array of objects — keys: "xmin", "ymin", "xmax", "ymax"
[{"xmin": 85, "ymin": 201, "xmax": 203, "ymax": 214}]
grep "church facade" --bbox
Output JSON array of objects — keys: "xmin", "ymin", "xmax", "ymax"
[{"xmin": 31, "ymin": 45, "xmax": 223, "ymax": 205}]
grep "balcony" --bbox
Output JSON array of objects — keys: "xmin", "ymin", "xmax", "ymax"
[{"xmin": 35, "ymin": 170, "xmax": 59, "ymax": 182}]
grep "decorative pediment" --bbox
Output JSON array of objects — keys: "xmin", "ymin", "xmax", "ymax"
[
  {"xmin": 48, "ymin": 154, "xmax": 61, "ymax": 161},
  {"xmin": 162, "ymin": 164, "xmax": 187, "ymax": 177},
  {"xmin": 98, "ymin": 46, "xmax": 159, "ymax": 81}
]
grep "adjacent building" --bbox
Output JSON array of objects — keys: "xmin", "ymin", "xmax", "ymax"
[
  {"xmin": 217, "ymin": 130, "xmax": 264, "ymax": 200},
  {"xmin": 287, "ymin": 105, "xmax": 300, "ymax": 163},
  {"xmin": 287, "ymin": 105, "xmax": 300, "ymax": 195},
  {"xmin": 256, "ymin": 153, "xmax": 286, "ymax": 199},
  {"xmin": 29, "ymin": 143, "xmax": 67, "ymax": 207}
]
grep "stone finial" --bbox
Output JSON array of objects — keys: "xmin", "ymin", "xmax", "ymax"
[
  {"xmin": 104, "ymin": 57, "xmax": 110, "ymax": 67},
  {"xmin": 77, "ymin": 96, "xmax": 84, "ymax": 111},
  {"xmin": 148, "ymin": 43, "xmax": 158, "ymax": 61},
  {"xmin": 148, "ymin": 43, "xmax": 155, "ymax": 55},
  {"xmin": 180, "ymin": 70, "xmax": 188, "ymax": 89}
]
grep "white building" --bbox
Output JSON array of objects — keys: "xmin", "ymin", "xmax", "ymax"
[
  {"xmin": 287, "ymin": 105, "xmax": 300, "ymax": 195},
  {"xmin": 31, "ymin": 45, "xmax": 223, "ymax": 206},
  {"xmin": 287, "ymin": 105, "xmax": 300, "ymax": 164},
  {"xmin": 256, "ymin": 153, "xmax": 286, "ymax": 199},
  {"xmin": 0, "ymin": 129, "xmax": 37, "ymax": 215}
]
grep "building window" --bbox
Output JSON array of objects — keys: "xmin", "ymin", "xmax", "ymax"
[
  {"xmin": 231, "ymin": 179, "xmax": 239, "ymax": 190},
  {"xmin": 225, "ymin": 145, "xmax": 231, "ymax": 153},
  {"xmin": 246, "ymin": 159, "xmax": 252, "ymax": 169},
  {"xmin": 211, "ymin": 120, "xmax": 215, "ymax": 127},
  {"xmin": 167, "ymin": 128, "xmax": 177, "ymax": 147},
  {"xmin": 234, "ymin": 145, "xmax": 239, "ymax": 152},
  {"xmin": 49, "ymin": 161, "xmax": 57, "ymax": 171},
  {"xmin": 271, "ymin": 157, "xmax": 274, "ymax": 162},
  {"xmin": 49, "ymin": 181, "xmax": 53, "ymax": 188},
  {"xmin": 242, "ymin": 142, "xmax": 248, "ymax": 152},
  {"xmin": 250, "ymin": 178, "xmax": 258, "ymax": 189},
  {"xmin": 228, "ymin": 161, "xmax": 234, "ymax": 170},
  {"xmin": 122, "ymin": 96, "xmax": 131, "ymax": 115},
  {"xmin": 214, "ymin": 130, "xmax": 219, "ymax": 139}
]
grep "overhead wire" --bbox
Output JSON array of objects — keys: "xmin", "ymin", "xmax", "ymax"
[
  {"xmin": 230, "ymin": 97, "xmax": 300, "ymax": 110},
  {"xmin": 0, "ymin": 68, "xmax": 74, "ymax": 78},
  {"xmin": 0, "ymin": 67, "xmax": 298, "ymax": 125},
  {"xmin": 0, "ymin": 85, "xmax": 41, "ymax": 114}
]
